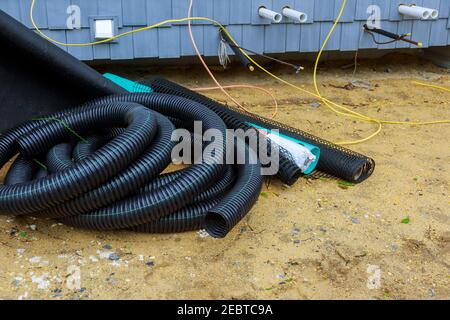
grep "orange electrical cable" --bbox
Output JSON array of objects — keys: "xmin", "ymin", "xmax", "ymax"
[
  {"xmin": 187, "ymin": 0, "xmax": 247, "ymax": 112},
  {"xmin": 190, "ymin": 84, "xmax": 279, "ymax": 118},
  {"xmin": 187, "ymin": 0, "xmax": 279, "ymax": 119}
]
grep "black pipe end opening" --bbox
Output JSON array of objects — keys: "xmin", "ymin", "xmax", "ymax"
[{"xmin": 204, "ymin": 211, "xmax": 229, "ymax": 238}]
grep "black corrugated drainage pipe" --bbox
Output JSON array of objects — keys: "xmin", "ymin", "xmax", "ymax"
[
  {"xmin": 0, "ymin": 93, "xmax": 263, "ymax": 238},
  {"xmin": 145, "ymin": 77, "xmax": 375, "ymax": 184}
]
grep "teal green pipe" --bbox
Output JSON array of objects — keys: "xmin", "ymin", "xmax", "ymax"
[{"xmin": 103, "ymin": 73, "xmax": 153, "ymax": 93}]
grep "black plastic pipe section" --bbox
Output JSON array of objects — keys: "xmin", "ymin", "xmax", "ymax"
[
  {"xmin": 0, "ymin": 93, "xmax": 263, "ymax": 238},
  {"xmin": 146, "ymin": 77, "xmax": 375, "ymax": 183}
]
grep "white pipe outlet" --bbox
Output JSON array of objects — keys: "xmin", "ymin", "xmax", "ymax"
[
  {"xmin": 430, "ymin": 9, "xmax": 439, "ymax": 19},
  {"xmin": 398, "ymin": 5, "xmax": 439, "ymax": 20},
  {"xmin": 258, "ymin": 7, "xmax": 282, "ymax": 23},
  {"xmin": 282, "ymin": 7, "xmax": 308, "ymax": 23}
]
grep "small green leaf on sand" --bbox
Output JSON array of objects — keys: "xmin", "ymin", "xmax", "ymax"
[
  {"xmin": 19, "ymin": 231, "xmax": 28, "ymax": 238},
  {"xmin": 401, "ymin": 216, "xmax": 410, "ymax": 224},
  {"xmin": 338, "ymin": 180, "xmax": 355, "ymax": 189},
  {"xmin": 260, "ymin": 192, "xmax": 269, "ymax": 199}
]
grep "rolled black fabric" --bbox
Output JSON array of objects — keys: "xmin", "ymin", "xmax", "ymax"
[
  {"xmin": 146, "ymin": 77, "xmax": 375, "ymax": 183},
  {"xmin": 0, "ymin": 93, "xmax": 263, "ymax": 237},
  {"xmin": 0, "ymin": 10, "xmax": 126, "ymax": 132}
]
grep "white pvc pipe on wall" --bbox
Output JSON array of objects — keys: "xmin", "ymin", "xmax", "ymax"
[
  {"xmin": 430, "ymin": 9, "xmax": 439, "ymax": 19},
  {"xmin": 281, "ymin": 7, "xmax": 308, "ymax": 23},
  {"xmin": 398, "ymin": 5, "xmax": 439, "ymax": 20},
  {"xmin": 258, "ymin": 7, "xmax": 282, "ymax": 23}
]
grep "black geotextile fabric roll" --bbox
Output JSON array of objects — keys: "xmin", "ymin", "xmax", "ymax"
[
  {"xmin": 0, "ymin": 10, "xmax": 126, "ymax": 132},
  {"xmin": 0, "ymin": 93, "xmax": 263, "ymax": 238},
  {"xmin": 146, "ymin": 77, "xmax": 375, "ymax": 183}
]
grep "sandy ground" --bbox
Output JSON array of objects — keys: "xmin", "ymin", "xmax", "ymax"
[{"xmin": 0, "ymin": 53, "xmax": 449, "ymax": 300}]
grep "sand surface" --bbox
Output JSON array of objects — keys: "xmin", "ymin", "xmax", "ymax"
[{"xmin": 0, "ymin": 54, "xmax": 449, "ymax": 300}]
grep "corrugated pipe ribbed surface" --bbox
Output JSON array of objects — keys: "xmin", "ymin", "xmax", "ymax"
[{"xmin": 0, "ymin": 93, "xmax": 263, "ymax": 238}]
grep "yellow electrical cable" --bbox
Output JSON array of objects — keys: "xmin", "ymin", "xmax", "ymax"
[
  {"xmin": 30, "ymin": 0, "xmax": 220, "ymax": 47},
  {"xmin": 412, "ymin": 81, "xmax": 450, "ymax": 93},
  {"xmin": 228, "ymin": 1, "xmax": 450, "ymax": 145},
  {"xmin": 30, "ymin": 0, "xmax": 449, "ymax": 146}
]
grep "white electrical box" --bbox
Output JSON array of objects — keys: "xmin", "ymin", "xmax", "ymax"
[{"xmin": 94, "ymin": 19, "xmax": 114, "ymax": 40}]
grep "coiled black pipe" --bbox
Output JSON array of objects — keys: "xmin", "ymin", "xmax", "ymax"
[
  {"xmin": 141, "ymin": 79, "xmax": 303, "ymax": 186},
  {"xmin": 0, "ymin": 93, "xmax": 263, "ymax": 238},
  {"xmin": 146, "ymin": 77, "xmax": 375, "ymax": 183}
]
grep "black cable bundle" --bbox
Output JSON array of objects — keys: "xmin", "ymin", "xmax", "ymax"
[
  {"xmin": 146, "ymin": 77, "xmax": 375, "ymax": 183},
  {"xmin": 0, "ymin": 94, "xmax": 263, "ymax": 238}
]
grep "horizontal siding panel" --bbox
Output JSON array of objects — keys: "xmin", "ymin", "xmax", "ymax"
[
  {"xmin": 213, "ymin": 0, "xmax": 230, "ymax": 25},
  {"xmin": 439, "ymin": 0, "xmax": 450, "ymax": 18},
  {"xmin": 147, "ymin": 0, "xmax": 171, "ymax": 26},
  {"xmin": 340, "ymin": 22, "xmax": 360, "ymax": 51},
  {"xmin": 335, "ymin": 0, "xmax": 357, "ymax": 22},
  {"xmin": 264, "ymin": 24, "xmax": 287, "ymax": 53},
  {"xmin": 180, "ymin": 25, "xmax": 204, "ymax": 56},
  {"xmin": 93, "ymin": 43, "xmax": 111, "ymax": 60},
  {"xmin": 300, "ymin": 23, "xmax": 321, "ymax": 52},
  {"xmin": 122, "ymin": 0, "xmax": 147, "ymax": 26},
  {"xmin": 71, "ymin": 0, "xmax": 98, "ymax": 28},
  {"xmin": 47, "ymin": 0, "xmax": 71, "ymax": 30},
  {"xmin": 66, "ymin": 29, "xmax": 93, "ymax": 60},
  {"xmin": 429, "ymin": 19, "xmax": 449, "ymax": 46},
  {"xmin": 110, "ymin": 27, "xmax": 134, "ymax": 60},
  {"xmin": 285, "ymin": 24, "xmax": 301, "ymax": 51},
  {"xmin": 411, "ymin": 20, "xmax": 432, "ymax": 48},
  {"xmin": 0, "ymin": 0, "xmax": 21, "ymax": 20},
  {"xmin": 314, "ymin": 0, "xmax": 335, "ymax": 22},
  {"xmin": 158, "ymin": 27, "xmax": 180, "ymax": 58},
  {"xmin": 97, "ymin": 0, "xmax": 122, "ymax": 27},
  {"xmin": 229, "ymin": 0, "xmax": 251, "ymax": 24},
  {"xmin": 172, "ymin": 0, "xmax": 189, "ymax": 25},
  {"xmin": 46, "ymin": 30, "xmax": 69, "ymax": 51},
  {"xmin": 243, "ymin": 25, "xmax": 265, "ymax": 53},
  {"xmin": 193, "ymin": 0, "xmax": 214, "ymax": 24},
  {"xmin": 320, "ymin": 22, "xmax": 341, "ymax": 50},
  {"xmin": 21, "ymin": 0, "xmax": 48, "ymax": 28},
  {"xmin": 203, "ymin": 25, "xmax": 221, "ymax": 56},
  {"xmin": 132, "ymin": 27, "xmax": 158, "ymax": 58}
]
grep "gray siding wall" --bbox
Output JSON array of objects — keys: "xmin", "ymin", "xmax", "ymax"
[{"xmin": 1, "ymin": 0, "xmax": 450, "ymax": 61}]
